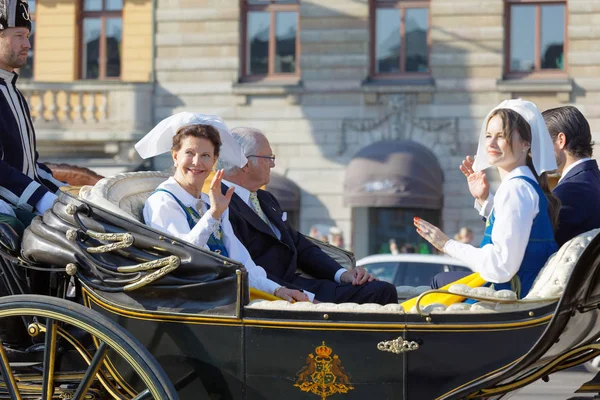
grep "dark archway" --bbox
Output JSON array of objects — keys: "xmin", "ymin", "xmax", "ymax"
[{"xmin": 344, "ymin": 140, "xmax": 444, "ymax": 258}]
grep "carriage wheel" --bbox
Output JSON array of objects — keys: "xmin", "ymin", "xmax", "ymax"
[{"xmin": 0, "ymin": 295, "xmax": 178, "ymax": 400}]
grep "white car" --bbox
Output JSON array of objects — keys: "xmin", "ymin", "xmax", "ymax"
[{"xmin": 356, "ymin": 253, "xmax": 471, "ymax": 299}]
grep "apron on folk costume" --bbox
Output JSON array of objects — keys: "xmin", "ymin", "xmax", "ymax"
[
  {"xmin": 479, "ymin": 176, "xmax": 557, "ymax": 298},
  {"xmin": 401, "ymin": 176, "xmax": 557, "ymax": 310},
  {"xmin": 153, "ymin": 189, "xmax": 229, "ymax": 257}
]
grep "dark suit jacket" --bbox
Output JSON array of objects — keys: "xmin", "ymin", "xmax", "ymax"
[
  {"xmin": 553, "ymin": 159, "xmax": 600, "ymax": 247},
  {"xmin": 223, "ymin": 185, "xmax": 342, "ymax": 290}
]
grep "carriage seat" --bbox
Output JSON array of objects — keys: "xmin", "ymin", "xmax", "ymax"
[
  {"xmin": 246, "ymin": 299, "xmax": 405, "ymax": 314},
  {"xmin": 79, "ymin": 171, "xmax": 171, "ymax": 223},
  {"xmin": 412, "ymin": 228, "xmax": 600, "ymax": 314},
  {"xmin": 248, "ymin": 228, "xmax": 600, "ymax": 314}
]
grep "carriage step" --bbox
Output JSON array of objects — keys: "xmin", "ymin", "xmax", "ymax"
[{"xmin": 9, "ymin": 362, "xmax": 41, "ymax": 368}]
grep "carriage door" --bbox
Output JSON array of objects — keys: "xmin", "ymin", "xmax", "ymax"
[{"xmin": 243, "ymin": 308, "xmax": 408, "ymax": 400}]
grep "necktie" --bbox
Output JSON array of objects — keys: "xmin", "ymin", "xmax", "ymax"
[{"xmin": 249, "ymin": 192, "xmax": 270, "ymax": 225}]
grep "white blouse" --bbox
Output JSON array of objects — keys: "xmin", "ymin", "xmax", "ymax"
[
  {"xmin": 143, "ymin": 177, "xmax": 281, "ymax": 295},
  {"xmin": 444, "ymin": 166, "xmax": 540, "ymax": 283}
]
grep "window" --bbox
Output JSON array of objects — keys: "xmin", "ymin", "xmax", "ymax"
[
  {"xmin": 241, "ymin": 0, "xmax": 300, "ymax": 80},
  {"xmin": 19, "ymin": 0, "xmax": 35, "ymax": 79},
  {"xmin": 368, "ymin": 207, "xmax": 439, "ymax": 255},
  {"xmin": 79, "ymin": 0, "xmax": 123, "ymax": 79},
  {"xmin": 505, "ymin": 1, "xmax": 566, "ymax": 77},
  {"xmin": 370, "ymin": 0, "xmax": 430, "ymax": 77}
]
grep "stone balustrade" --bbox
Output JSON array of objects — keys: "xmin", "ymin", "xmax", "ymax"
[{"xmin": 18, "ymin": 81, "xmax": 154, "ymax": 142}]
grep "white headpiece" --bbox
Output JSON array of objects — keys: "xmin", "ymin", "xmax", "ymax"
[
  {"xmin": 135, "ymin": 112, "xmax": 248, "ymax": 168},
  {"xmin": 473, "ymin": 99, "xmax": 557, "ymax": 175}
]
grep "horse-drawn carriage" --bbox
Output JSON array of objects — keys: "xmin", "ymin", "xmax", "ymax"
[{"xmin": 0, "ymin": 171, "xmax": 599, "ymax": 399}]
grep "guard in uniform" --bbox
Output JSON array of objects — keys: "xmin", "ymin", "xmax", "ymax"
[{"xmin": 0, "ymin": 0, "xmax": 65, "ymax": 237}]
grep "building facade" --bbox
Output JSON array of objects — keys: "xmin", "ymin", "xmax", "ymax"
[
  {"xmin": 20, "ymin": 0, "xmax": 154, "ymax": 175},
  {"xmin": 26, "ymin": 0, "xmax": 600, "ymax": 258}
]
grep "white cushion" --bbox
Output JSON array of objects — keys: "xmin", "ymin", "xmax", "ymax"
[
  {"xmin": 406, "ymin": 229, "xmax": 600, "ymax": 314},
  {"xmin": 525, "ymin": 228, "xmax": 600, "ymax": 300},
  {"xmin": 246, "ymin": 300, "xmax": 405, "ymax": 314},
  {"xmin": 80, "ymin": 171, "xmax": 171, "ymax": 222}
]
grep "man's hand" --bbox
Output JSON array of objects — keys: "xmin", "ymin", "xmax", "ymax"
[
  {"xmin": 460, "ymin": 156, "xmax": 489, "ymax": 205},
  {"xmin": 340, "ymin": 266, "xmax": 375, "ymax": 286},
  {"xmin": 274, "ymin": 287, "xmax": 311, "ymax": 302},
  {"xmin": 208, "ymin": 169, "xmax": 235, "ymax": 219}
]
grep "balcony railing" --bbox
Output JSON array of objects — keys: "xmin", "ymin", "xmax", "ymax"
[{"xmin": 18, "ymin": 81, "xmax": 154, "ymax": 142}]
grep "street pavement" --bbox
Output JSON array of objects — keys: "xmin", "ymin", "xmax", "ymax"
[{"xmin": 512, "ymin": 368, "xmax": 596, "ymax": 399}]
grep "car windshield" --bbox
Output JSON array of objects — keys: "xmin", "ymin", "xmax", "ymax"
[{"xmin": 362, "ymin": 261, "xmax": 470, "ymax": 287}]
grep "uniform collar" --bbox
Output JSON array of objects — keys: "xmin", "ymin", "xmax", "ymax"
[
  {"xmin": 0, "ymin": 68, "xmax": 17, "ymax": 84},
  {"xmin": 160, "ymin": 176, "xmax": 208, "ymax": 208}
]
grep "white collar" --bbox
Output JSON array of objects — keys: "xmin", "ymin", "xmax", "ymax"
[
  {"xmin": 558, "ymin": 158, "xmax": 592, "ymax": 183},
  {"xmin": 159, "ymin": 176, "xmax": 209, "ymax": 208},
  {"xmin": 0, "ymin": 68, "xmax": 16, "ymax": 83},
  {"xmin": 222, "ymin": 179, "xmax": 252, "ymax": 206},
  {"xmin": 502, "ymin": 165, "xmax": 536, "ymax": 184}
]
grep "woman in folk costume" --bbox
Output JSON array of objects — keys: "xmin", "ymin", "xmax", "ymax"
[
  {"xmin": 414, "ymin": 99, "xmax": 560, "ymax": 299},
  {"xmin": 135, "ymin": 113, "xmax": 310, "ymax": 303}
]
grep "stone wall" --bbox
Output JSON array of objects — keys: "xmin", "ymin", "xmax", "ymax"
[{"xmin": 153, "ymin": 0, "xmax": 600, "ymax": 257}]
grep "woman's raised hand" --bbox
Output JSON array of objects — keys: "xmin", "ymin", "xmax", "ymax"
[
  {"xmin": 460, "ymin": 155, "xmax": 490, "ymax": 204},
  {"xmin": 413, "ymin": 217, "xmax": 449, "ymax": 253},
  {"xmin": 208, "ymin": 169, "xmax": 235, "ymax": 220}
]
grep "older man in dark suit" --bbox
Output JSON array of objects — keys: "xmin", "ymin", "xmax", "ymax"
[
  {"xmin": 543, "ymin": 106, "xmax": 600, "ymax": 247},
  {"xmin": 216, "ymin": 127, "xmax": 397, "ymax": 305}
]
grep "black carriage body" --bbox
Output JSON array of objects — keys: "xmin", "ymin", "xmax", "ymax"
[
  {"xmin": 81, "ymin": 285, "xmax": 555, "ymax": 400},
  {"xmin": 8, "ymin": 191, "xmax": 600, "ymax": 400}
]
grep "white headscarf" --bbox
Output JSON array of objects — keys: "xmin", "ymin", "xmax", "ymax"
[
  {"xmin": 135, "ymin": 112, "xmax": 248, "ymax": 168},
  {"xmin": 473, "ymin": 99, "xmax": 557, "ymax": 175}
]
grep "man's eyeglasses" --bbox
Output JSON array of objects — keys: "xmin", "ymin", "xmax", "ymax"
[{"xmin": 247, "ymin": 154, "xmax": 276, "ymax": 162}]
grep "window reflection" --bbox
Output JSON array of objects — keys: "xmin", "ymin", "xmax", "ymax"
[
  {"xmin": 510, "ymin": 5, "xmax": 535, "ymax": 72},
  {"xmin": 247, "ymin": 12, "xmax": 270, "ymax": 75},
  {"xmin": 376, "ymin": 8, "xmax": 400, "ymax": 73},
  {"xmin": 20, "ymin": 22, "xmax": 34, "ymax": 78},
  {"xmin": 275, "ymin": 12, "xmax": 297, "ymax": 73},
  {"xmin": 405, "ymin": 8, "xmax": 428, "ymax": 73},
  {"xmin": 105, "ymin": 18, "xmax": 122, "ymax": 77},
  {"xmin": 82, "ymin": 18, "xmax": 101, "ymax": 79},
  {"xmin": 20, "ymin": 0, "xmax": 35, "ymax": 79},
  {"xmin": 83, "ymin": 0, "xmax": 102, "ymax": 11},
  {"xmin": 541, "ymin": 5, "xmax": 564, "ymax": 70},
  {"xmin": 106, "ymin": 0, "xmax": 124, "ymax": 11},
  {"xmin": 369, "ymin": 208, "xmax": 439, "ymax": 255}
]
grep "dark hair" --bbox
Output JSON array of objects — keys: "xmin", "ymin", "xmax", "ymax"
[
  {"xmin": 542, "ymin": 106, "xmax": 594, "ymax": 158},
  {"xmin": 488, "ymin": 108, "xmax": 561, "ymax": 231},
  {"xmin": 172, "ymin": 124, "xmax": 221, "ymax": 157}
]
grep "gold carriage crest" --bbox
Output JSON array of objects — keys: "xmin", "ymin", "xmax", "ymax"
[{"xmin": 294, "ymin": 341, "xmax": 354, "ymax": 399}]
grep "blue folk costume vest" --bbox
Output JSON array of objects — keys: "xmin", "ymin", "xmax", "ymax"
[
  {"xmin": 153, "ymin": 189, "xmax": 229, "ymax": 257},
  {"xmin": 480, "ymin": 176, "xmax": 557, "ymax": 298}
]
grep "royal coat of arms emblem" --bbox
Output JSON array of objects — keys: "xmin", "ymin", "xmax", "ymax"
[{"xmin": 294, "ymin": 341, "xmax": 354, "ymax": 399}]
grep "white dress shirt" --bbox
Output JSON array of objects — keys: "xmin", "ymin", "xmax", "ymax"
[
  {"xmin": 446, "ymin": 166, "xmax": 540, "ymax": 283},
  {"xmin": 143, "ymin": 177, "xmax": 281, "ymax": 295}
]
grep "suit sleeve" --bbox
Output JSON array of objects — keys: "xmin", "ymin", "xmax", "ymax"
[
  {"xmin": 0, "ymin": 157, "xmax": 49, "ymax": 212},
  {"xmin": 265, "ymin": 192, "xmax": 343, "ymax": 280},
  {"xmin": 553, "ymin": 182, "xmax": 587, "ymax": 247}
]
